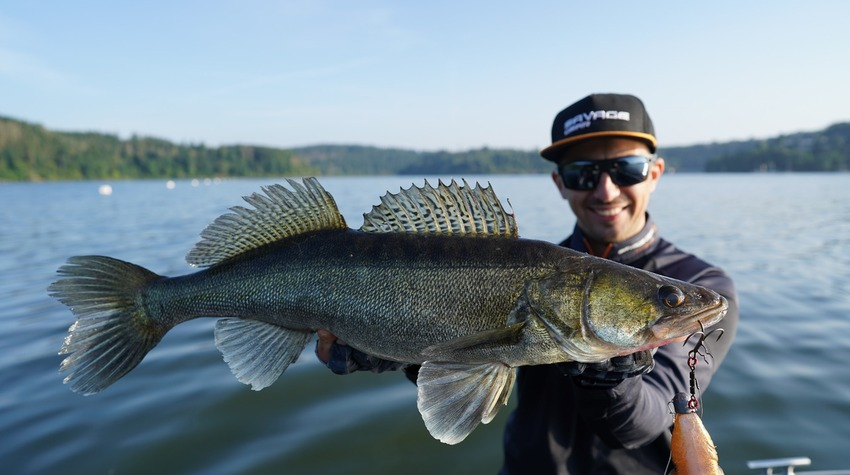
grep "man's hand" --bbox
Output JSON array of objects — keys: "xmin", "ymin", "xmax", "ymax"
[
  {"xmin": 558, "ymin": 350, "xmax": 656, "ymax": 388},
  {"xmin": 315, "ymin": 329, "xmax": 337, "ymax": 364},
  {"xmin": 314, "ymin": 329, "xmax": 407, "ymax": 375}
]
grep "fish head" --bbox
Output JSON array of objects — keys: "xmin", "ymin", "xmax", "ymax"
[
  {"xmin": 530, "ymin": 259, "xmax": 728, "ymax": 361},
  {"xmin": 584, "ymin": 265, "xmax": 728, "ymax": 355}
]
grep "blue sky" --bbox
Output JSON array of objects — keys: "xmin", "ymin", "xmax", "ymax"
[{"xmin": 2, "ymin": 1, "xmax": 850, "ymax": 151}]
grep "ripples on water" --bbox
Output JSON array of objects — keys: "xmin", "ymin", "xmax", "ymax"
[{"xmin": 1, "ymin": 174, "xmax": 849, "ymax": 474}]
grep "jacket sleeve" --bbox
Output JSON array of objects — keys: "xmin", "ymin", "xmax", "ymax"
[{"xmin": 571, "ymin": 268, "xmax": 739, "ymax": 449}]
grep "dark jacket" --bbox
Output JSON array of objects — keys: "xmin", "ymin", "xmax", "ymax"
[{"xmin": 499, "ymin": 216, "xmax": 739, "ymax": 474}]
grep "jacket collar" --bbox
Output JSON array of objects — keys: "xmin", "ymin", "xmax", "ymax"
[{"xmin": 562, "ymin": 214, "xmax": 659, "ymax": 265}]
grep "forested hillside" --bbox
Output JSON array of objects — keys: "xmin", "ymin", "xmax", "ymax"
[
  {"xmin": 703, "ymin": 123, "xmax": 850, "ymax": 172},
  {"xmin": 1, "ymin": 115, "xmax": 848, "ymax": 181},
  {"xmin": 0, "ymin": 117, "xmax": 314, "ymax": 180}
]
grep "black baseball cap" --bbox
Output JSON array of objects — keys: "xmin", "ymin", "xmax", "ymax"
[{"xmin": 540, "ymin": 93, "xmax": 657, "ymax": 161}]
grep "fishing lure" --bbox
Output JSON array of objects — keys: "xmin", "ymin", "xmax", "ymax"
[{"xmin": 669, "ymin": 324, "xmax": 725, "ymax": 474}]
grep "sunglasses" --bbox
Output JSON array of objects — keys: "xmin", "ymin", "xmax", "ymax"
[{"xmin": 558, "ymin": 155, "xmax": 656, "ymax": 191}]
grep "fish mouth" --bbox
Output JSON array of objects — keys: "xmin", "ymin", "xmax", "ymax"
[
  {"xmin": 685, "ymin": 295, "xmax": 728, "ymax": 328},
  {"xmin": 642, "ymin": 295, "xmax": 729, "ymax": 352}
]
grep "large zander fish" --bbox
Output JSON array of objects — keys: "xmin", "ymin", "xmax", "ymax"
[{"xmin": 49, "ymin": 178, "xmax": 727, "ymax": 444}]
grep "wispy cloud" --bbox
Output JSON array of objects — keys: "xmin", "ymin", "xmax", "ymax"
[
  {"xmin": 0, "ymin": 47, "xmax": 88, "ymax": 93},
  {"xmin": 187, "ymin": 57, "xmax": 379, "ymax": 101}
]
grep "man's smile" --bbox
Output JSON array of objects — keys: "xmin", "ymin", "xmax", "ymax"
[{"xmin": 589, "ymin": 203, "xmax": 631, "ymax": 219}]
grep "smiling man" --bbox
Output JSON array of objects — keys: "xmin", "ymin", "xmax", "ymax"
[
  {"xmin": 499, "ymin": 93, "xmax": 739, "ymax": 473},
  {"xmin": 545, "ymin": 94, "xmax": 662, "ymax": 256},
  {"xmin": 316, "ymin": 93, "xmax": 740, "ymax": 474},
  {"xmin": 554, "ymin": 136, "xmax": 660, "ymax": 255}
]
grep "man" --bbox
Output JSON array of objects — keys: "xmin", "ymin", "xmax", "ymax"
[
  {"xmin": 318, "ymin": 93, "xmax": 739, "ymax": 473},
  {"xmin": 496, "ymin": 93, "xmax": 738, "ymax": 473}
]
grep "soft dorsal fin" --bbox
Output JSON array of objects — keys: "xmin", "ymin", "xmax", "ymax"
[
  {"xmin": 187, "ymin": 177, "xmax": 346, "ymax": 267},
  {"xmin": 359, "ymin": 179, "xmax": 517, "ymax": 238}
]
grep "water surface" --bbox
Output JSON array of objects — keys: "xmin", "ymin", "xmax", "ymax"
[{"xmin": 2, "ymin": 173, "xmax": 849, "ymax": 474}]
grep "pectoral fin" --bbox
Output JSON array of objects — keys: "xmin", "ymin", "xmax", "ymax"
[
  {"xmin": 214, "ymin": 318, "xmax": 313, "ymax": 390},
  {"xmin": 416, "ymin": 361, "xmax": 516, "ymax": 445},
  {"xmin": 421, "ymin": 321, "xmax": 526, "ymax": 361}
]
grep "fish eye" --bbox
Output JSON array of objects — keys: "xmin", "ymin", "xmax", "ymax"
[{"xmin": 658, "ymin": 285, "xmax": 686, "ymax": 308}]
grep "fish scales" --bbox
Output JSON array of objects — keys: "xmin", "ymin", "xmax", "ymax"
[
  {"xmin": 49, "ymin": 177, "xmax": 728, "ymax": 445},
  {"xmin": 149, "ymin": 229, "xmax": 573, "ymax": 365}
]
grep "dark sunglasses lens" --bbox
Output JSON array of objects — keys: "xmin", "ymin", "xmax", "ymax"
[
  {"xmin": 559, "ymin": 162, "xmax": 598, "ymax": 190},
  {"xmin": 559, "ymin": 156, "xmax": 652, "ymax": 190},
  {"xmin": 609, "ymin": 156, "xmax": 651, "ymax": 186}
]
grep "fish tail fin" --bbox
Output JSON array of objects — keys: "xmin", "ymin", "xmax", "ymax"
[{"xmin": 48, "ymin": 255, "xmax": 167, "ymax": 395}]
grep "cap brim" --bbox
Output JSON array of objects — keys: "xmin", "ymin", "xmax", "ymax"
[{"xmin": 540, "ymin": 131, "xmax": 657, "ymax": 161}]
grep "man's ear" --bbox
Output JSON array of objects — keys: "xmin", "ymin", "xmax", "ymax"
[
  {"xmin": 647, "ymin": 157, "xmax": 665, "ymax": 192},
  {"xmin": 551, "ymin": 170, "xmax": 569, "ymax": 199},
  {"xmin": 652, "ymin": 157, "xmax": 666, "ymax": 178}
]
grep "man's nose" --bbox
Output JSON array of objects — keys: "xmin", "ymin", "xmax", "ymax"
[{"xmin": 592, "ymin": 172, "xmax": 621, "ymax": 201}]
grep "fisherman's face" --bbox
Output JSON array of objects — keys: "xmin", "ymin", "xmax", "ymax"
[{"xmin": 552, "ymin": 138, "xmax": 664, "ymax": 246}]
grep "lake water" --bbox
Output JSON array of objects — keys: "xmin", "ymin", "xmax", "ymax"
[{"xmin": 1, "ymin": 173, "xmax": 849, "ymax": 474}]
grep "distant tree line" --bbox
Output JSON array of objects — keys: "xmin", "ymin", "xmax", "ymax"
[
  {"xmin": 1, "ymin": 115, "xmax": 848, "ymax": 181},
  {"xmin": 703, "ymin": 123, "xmax": 850, "ymax": 172},
  {"xmin": 0, "ymin": 117, "xmax": 315, "ymax": 181}
]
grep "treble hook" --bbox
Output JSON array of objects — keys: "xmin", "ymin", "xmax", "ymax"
[
  {"xmin": 681, "ymin": 321, "xmax": 725, "ymax": 413},
  {"xmin": 683, "ymin": 321, "xmax": 724, "ymax": 365}
]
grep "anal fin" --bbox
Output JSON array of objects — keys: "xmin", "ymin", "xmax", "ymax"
[
  {"xmin": 214, "ymin": 318, "xmax": 312, "ymax": 390},
  {"xmin": 416, "ymin": 361, "xmax": 516, "ymax": 445}
]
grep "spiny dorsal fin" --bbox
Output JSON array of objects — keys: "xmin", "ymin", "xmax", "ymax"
[
  {"xmin": 187, "ymin": 177, "xmax": 346, "ymax": 267},
  {"xmin": 359, "ymin": 179, "xmax": 517, "ymax": 238}
]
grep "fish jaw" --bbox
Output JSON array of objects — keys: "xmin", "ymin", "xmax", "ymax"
[
  {"xmin": 616, "ymin": 294, "xmax": 728, "ymax": 356},
  {"xmin": 648, "ymin": 294, "xmax": 728, "ymax": 347}
]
